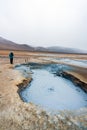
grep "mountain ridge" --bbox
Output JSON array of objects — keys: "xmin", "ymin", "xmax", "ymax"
[{"xmin": 0, "ymin": 37, "xmax": 87, "ymax": 54}]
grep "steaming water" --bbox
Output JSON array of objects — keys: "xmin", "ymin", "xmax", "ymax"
[{"xmin": 21, "ymin": 68, "xmax": 87, "ymax": 111}]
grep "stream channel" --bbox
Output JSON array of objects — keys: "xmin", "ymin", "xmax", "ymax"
[{"xmin": 16, "ymin": 63, "xmax": 87, "ymax": 111}]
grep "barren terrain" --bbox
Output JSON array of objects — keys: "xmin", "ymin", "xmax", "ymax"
[{"xmin": 0, "ymin": 50, "xmax": 87, "ymax": 130}]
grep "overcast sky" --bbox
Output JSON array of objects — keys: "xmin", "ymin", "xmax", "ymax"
[{"xmin": 0, "ymin": 0, "xmax": 87, "ymax": 50}]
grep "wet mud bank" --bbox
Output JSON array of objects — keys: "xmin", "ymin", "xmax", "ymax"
[
  {"xmin": 16, "ymin": 63, "xmax": 87, "ymax": 111},
  {"xmin": 17, "ymin": 78, "xmax": 32, "ymax": 101},
  {"xmin": 57, "ymin": 71, "xmax": 87, "ymax": 93},
  {"xmin": 17, "ymin": 63, "xmax": 87, "ymax": 95}
]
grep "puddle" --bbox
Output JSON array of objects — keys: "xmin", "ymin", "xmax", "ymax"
[{"xmin": 19, "ymin": 64, "xmax": 87, "ymax": 111}]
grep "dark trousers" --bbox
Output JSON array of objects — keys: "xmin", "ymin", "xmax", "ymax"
[{"xmin": 10, "ymin": 58, "xmax": 13, "ymax": 64}]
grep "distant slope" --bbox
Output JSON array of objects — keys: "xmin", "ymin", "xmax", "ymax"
[
  {"xmin": 0, "ymin": 37, "xmax": 87, "ymax": 54},
  {"xmin": 33, "ymin": 46, "xmax": 87, "ymax": 54},
  {"xmin": 47, "ymin": 46, "xmax": 87, "ymax": 54},
  {"xmin": 0, "ymin": 37, "xmax": 34, "ymax": 51}
]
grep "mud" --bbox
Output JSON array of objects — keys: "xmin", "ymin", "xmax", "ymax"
[
  {"xmin": 57, "ymin": 71, "xmax": 87, "ymax": 93},
  {"xmin": 0, "ymin": 52, "xmax": 87, "ymax": 130}
]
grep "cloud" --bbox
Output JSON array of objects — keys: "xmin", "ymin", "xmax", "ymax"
[{"xmin": 0, "ymin": 0, "xmax": 87, "ymax": 50}]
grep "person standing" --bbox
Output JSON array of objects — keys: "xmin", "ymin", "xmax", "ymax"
[{"xmin": 9, "ymin": 52, "xmax": 14, "ymax": 64}]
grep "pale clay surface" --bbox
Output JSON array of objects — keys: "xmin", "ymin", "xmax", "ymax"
[{"xmin": 0, "ymin": 54, "xmax": 87, "ymax": 130}]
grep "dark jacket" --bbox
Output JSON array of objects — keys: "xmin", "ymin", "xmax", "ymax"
[{"xmin": 9, "ymin": 52, "xmax": 14, "ymax": 59}]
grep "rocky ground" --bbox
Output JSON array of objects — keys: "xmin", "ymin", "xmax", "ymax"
[{"xmin": 0, "ymin": 51, "xmax": 87, "ymax": 130}]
